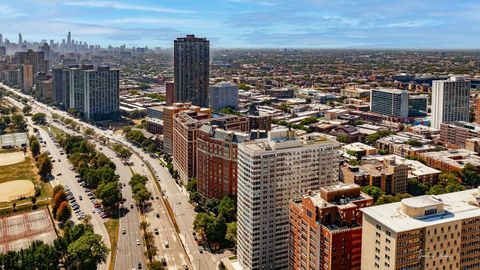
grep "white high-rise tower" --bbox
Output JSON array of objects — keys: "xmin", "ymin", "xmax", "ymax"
[
  {"xmin": 236, "ymin": 129, "xmax": 340, "ymax": 270},
  {"xmin": 431, "ymin": 76, "xmax": 470, "ymax": 129}
]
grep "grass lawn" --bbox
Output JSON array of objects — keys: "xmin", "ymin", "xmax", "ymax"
[
  {"xmin": 104, "ymin": 219, "xmax": 119, "ymax": 270},
  {"xmin": 0, "ymin": 155, "xmax": 52, "ymax": 209}
]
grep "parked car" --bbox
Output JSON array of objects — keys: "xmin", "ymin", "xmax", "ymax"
[{"xmin": 154, "ymin": 228, "xmax": 159, "ymax": 235}]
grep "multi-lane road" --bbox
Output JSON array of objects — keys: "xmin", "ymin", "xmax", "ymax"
[{"xmin": 2, "ymin": 83, "xmax": 232, "ymax": 270}]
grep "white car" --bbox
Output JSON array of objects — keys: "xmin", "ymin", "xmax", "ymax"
[{"xmin": 136, "ymin": 239, "xmax": 140, "ymax": 245}]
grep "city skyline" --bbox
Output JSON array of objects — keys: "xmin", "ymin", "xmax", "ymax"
[{"xmin": 1, "ymin": 0, "xmax": 480, "ymax": 48}]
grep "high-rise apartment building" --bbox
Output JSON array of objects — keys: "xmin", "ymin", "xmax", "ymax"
[
  {"xmin": 174, "ymin": 35, "xmax": 210, "ymax": 107},
  {"xmin": 237, "ymin": 130, "xmax": 340, "ymax": 270},
  {"xmin": 173, "ymin": 113, "xmax": 248, "ymax": 185},
  {"xmin": 21, "ymin": 64, "xmax": 33, "ymax": 93},
  {"xmin": 361, "ymin": 189, "xmax": 480, "ymax": 270},
  {"xmin": 431, "ymin": 77, "xmax": 470, "ymax": 129},
  {"xmin": 370, "ymin": 88, "xmax": 409, "ymax": 118},
  {"xmin": 289, "ymin": 183, "xmax": 373, "ymax": 270},
  {"xmin": 196, "ymin": 125, "xmax": 267, "ymax": 199},
  {"xmin": 18, "ymin": 33, "xmax": 22, "ymax": 44},
  {"xmin": 52, "ymin": 68, "xmax": 70, "ymax": 108},
  {"xmin": 12, "ymin": 50, "xmax": 46, "ymax": 74},
  {"xmin": 475, "ymin": 97, "xmax": 480, "ymax": 125},
  {"xmin": 67, "ymin": 65, "xmax": 120, "ymax": 120},
  {"xmin": 162, "ymin": 103, "xmax": 211, "ymax": 155},
  {"xmin": 166, "ymin": 81, "xmax": 174, "ymax": 106},
  {"xmin": 209, "ymin": 82, "xmax": 238, "ymax": 112},
  {"xmin": 0, "ymin": 46, "xmax": 5, "ymax": 56}
]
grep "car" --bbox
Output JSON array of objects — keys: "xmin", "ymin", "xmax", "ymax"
[
  {"xmin": 58, "ymin": 159, "xmax": 61, "ymax": 162},
  {"xmin": 155, "ymin": 195, "xmax": 159, "ymax": 200},
  {"xmin": 183, "ymin": 265, "xmax": 189, "ymax": 270},
  {"xmin": 198, "ymin": 247, "xmax": 204, "ymax": 253},
  {"xmin": 164, "ymin": 241, "xmax": 169, "ymax": 248},
  {"xmin": 137, "ymin": 262, "xmax": 142, "ymax": 269},
  {"xmin": 64, "ymin": 184, "xmax": 70, "ymax": 189},
  {"xmin": 79, "ymin": 195, "xmax": 82, "ymax": 201},
  {"xmin": 56, "ymin": 173, "xmax": 62, "ymax": 176},
  {"xmin": 122, "ymin": 228, "xmax": 126, "ymax": 234},
  {"xmin": 91, "ymin": 209, "xmax": 96, "ymax": 213},
  {"xmin": 154, "ymin": 228, "xmax": 159, "ymax": 235},
  {"xmin": 130, "ymin": 203, "xmax": 134, "ymax": 209},
  {"xmin": 136, "ymin": 239, "xmax": 140, "ymax": 245},
  {"xmin": 156, "ymin": 213, "xmax": 160, "ymax": 218}
]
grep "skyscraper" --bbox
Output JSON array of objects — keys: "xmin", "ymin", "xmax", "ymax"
[
  {"xmin": 174, "ymin": 35, "xmax": 210, "ymax": 107},
  {"xmin": 67, "ymin": 65, "xmax": 120, "ymax": 120},
  {"xmin": 237, "ymin": 130, "xmax": 340, "ymax": 270},
  {"xmin": 67, "ymin": 31, "xmax": 71, "ymax": 46},
  {"xmin": 18, "ymin": 33, "xmax": 22, "ymax": 44},
  {"xmin": 431, "ymin": 76, "xmax": 470, "ymax": 129}
]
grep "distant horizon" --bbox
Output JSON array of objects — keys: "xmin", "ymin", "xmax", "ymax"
[{"xmin": 2, "ymin": 0, "xmax": 480, "ymax": 48}]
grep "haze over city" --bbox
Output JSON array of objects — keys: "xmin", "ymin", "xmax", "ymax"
[
  {"xmin": 2, "ymin": 0, "xmax": 480, "ymax": 48},
  {"xmin": 1, "ymin": 1, "xmax": 480, "ymax": 270}
]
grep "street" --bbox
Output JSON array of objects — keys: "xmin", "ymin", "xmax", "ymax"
[{"xmin": 2, "ymin": 83, "xmax": 233, "ymax": 270}]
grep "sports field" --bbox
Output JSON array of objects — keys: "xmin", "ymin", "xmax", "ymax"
[
  {"xmin": 0, "ymin": 152, "xmax": 25, "ymax": 166},
  {"xmin": 0, "ymin": 208, "xmax": 56, "ymax": 252}
]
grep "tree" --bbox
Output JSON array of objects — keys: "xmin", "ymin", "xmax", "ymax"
[
  {"xmin": 462, "ymin": 163, "xmax": 480, "ymax": 187},
  {"xmin": 37, "ymin": 153, "xmax": 53, "ymax": 179},
  {"xmin": 406, "ymin": 139, "xmax": 422, "ymax": 147},
  {"xmin": 407, "ymin": 178, "xmax": 430, "ymax": 196},
  {"xmin": 30, "ymin": 138, "xmax": 40, "ymax": 157},
  {"xmin": 186, "ymin": 178, "xmax": 197, "ymax": 193},
  {"xmin": 376, "ymin": 193, "xmax": 412, "ymax": 205},
  {"xmin": 11, "ymin": 114, "xmax": 26, "ymax": 130},
  {"xmin": 32, "ymin": 112, "xmax": 47, "ymax": 125},
  {"xmin": 300, "ymin": 116, "xmax": 318, "ymax": 126},
  {"xmin": 84, "ymin": 128, "xmax": 94, "ymax": 136},
  {"xmin": 361, "ymin": 186, "xmax": 385, "ymax": 202},
  {"xmin": 337, "ymin": 134, "xmax": 350, "ymax": 144},
  {"xmin": 53, "ymin": 185, "xmax": 65, "ymax": 197},
  {"xmin": 52, "ymin": 190, "xmax": 67, "ymax": 218},
  {"xmin": 225, "ymin": 222, "xmax": 237, "ymax": 247},
  {"xmin": 218, "ymin": 197, "xmax": 236, "ymax": 222},
  {"xmin": 66, "ymin": 232, "xmax": 109, "ymax": 270},
  {"xmin": 22, "ymin": 105, "xmax": 32, "ymax": 114},
  {"xmin": 96, "ymin": 182, "xmax": 123, "ymax": 211},
  {"xmin": 57, "ymin": 201, "xmax": 72, "ymax": 223}
]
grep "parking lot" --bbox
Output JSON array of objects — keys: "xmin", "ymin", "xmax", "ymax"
[{"xmin": 0, "ymin": 208, "xmax": 57, "ymax": 252}]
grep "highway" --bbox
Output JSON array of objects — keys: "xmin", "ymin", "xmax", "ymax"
[
  {"xmin": 8, "ymin": 99, "xmax": 111, "ymax": 270},
  {"xmin": 2, "ymin": 83, "xmax": 232, "ymax": 270}
]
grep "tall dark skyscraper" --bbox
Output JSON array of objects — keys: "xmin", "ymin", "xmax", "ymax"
[
  {"xmin": 18, "ymin": 33, "xmax": 22, "ymax": 44},
  {"xmin": 67, "ymin": 31, "xmax": 71, "ymax": 45},
  {"xmin": 174, "ymin": 35, "xmax": 210, "ymax": 107}
]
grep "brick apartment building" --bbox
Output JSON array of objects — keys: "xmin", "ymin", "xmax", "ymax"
[
  {"xmin": 289, "ymin": 183, "xmax": 373, "ymax": 270},
  {"xmin": 196, "ymin": 125, "xmax": 267, "ymax": 199}
]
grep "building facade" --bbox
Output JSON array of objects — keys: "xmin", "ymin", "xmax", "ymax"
[
  {"xmin": 361, "ymin": 189, "xmax": 480, "ymax": 270},
  {"xmin": 370, "ymin": 88, "xmax": 409, "ymax": 118},
  {"xmin": 237, "ymin": 130, "xmax": 340, "ymax": 270},
  {"xmin": 440, "ymin": 122, "xmax": 480, "ymax": 149},
  {"xmin": 162, "ymin": 103, "xmax": 211, "ymax": 155},
  {"xmin": 67, "ymin": 65, "xmax": 120, "ymax": 121},
  {"xmin": 174, "ymin": 35, "xmax": 210, "ymax": 107},
  {"xmin": 173, "ymin": 113, "xmax": 248, "ymax": 185},
  {"xmin": 209, "ymin": 82, "xmax": 238, "ymax": 112},
  {"xmin": 431, "ymin": 77, "xmax": 470, "ymax": 129},
  {"xmin": 289, "ymin": 183, "xmax": 373, "ymax": 270}
]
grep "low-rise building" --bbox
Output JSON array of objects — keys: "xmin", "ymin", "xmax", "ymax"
[
  {"xmin": 418, "ymin": 149, "xmax": 480, "ymax": 172},
  {"xmin": 440, "ymin": 121, "xmax": 480, "ymax": 149},
  {"xmin": 341, "ymin": 158, "xmax": 408, "ymax": 194}
]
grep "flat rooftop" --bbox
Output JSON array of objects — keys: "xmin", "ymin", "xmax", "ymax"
[{"xmin": 361, "ymin": 189, "xmax": 480, "ymax": 232}]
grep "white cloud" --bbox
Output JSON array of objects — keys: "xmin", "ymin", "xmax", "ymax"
[
  {"xmin": 63, "ymin": 1, "xmax": 195, "ymax": 14},
  {"xmin": 108, "ymin": 17, "xmax": 216, "ymax": 28},
  {"xmin": 0, "ymin": 4, "xmax": 26, "ymax": 18}
]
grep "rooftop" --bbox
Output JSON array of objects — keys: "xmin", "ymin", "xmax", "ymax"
[{"xmin": 361, "ymin": 189, "xmax": 480, "ymax": 232}]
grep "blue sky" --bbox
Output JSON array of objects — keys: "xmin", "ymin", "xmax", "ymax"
[{"xmin": 1, "ymin": 0, "xmax": 480, "ymax": 48}]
